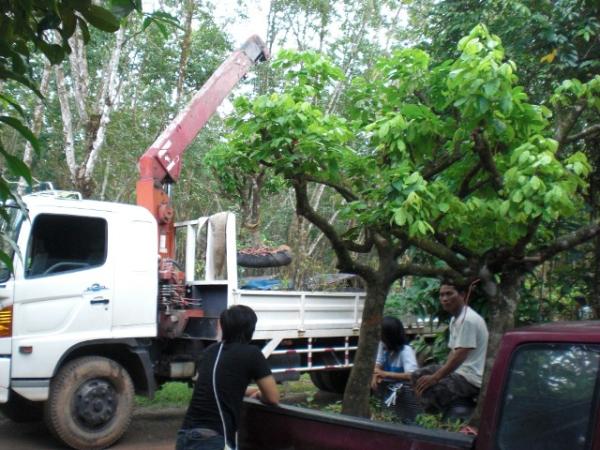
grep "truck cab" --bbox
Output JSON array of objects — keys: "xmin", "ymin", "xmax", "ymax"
[{"xmin": 0, "ymin": 193, "xmax": 158, "ymax": 432}]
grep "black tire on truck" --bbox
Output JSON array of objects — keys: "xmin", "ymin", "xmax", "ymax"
[
  {"xmin": 44, "ymin": 356, "xmax": 134, "ymax": 450},
  {"xmin": 0, "ymin": 391, "xmax": 44, "ymax": 422},
  {"xmin": 309, "ymin": 370, "xmax": 333, "ymax": 392},
  {"xmin": 309, "ymin": 369, "xmax": 350, "ymax": 394}
]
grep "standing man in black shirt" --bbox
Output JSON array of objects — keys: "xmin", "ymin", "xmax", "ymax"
[{"xmin": 176, "ymin": 305, "xmax": 279, "ymax": 450}]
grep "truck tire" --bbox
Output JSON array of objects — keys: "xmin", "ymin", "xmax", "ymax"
[
  {"xmin": 0, "ymin": 391, "xmax": 44, "ymax": 422},
  {"xmin": 309, "ymin": 369, "xmax": 349, "ymax": 394},
  {"xmin": 44, "ymin": 356, "xmax": 134, "ymax": 450},
  {"xmin": 309, "ymin": 370, "xmax": 333, "ymax": 392}
]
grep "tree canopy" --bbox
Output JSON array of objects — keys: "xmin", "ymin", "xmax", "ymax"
[{"xmin": 212, "ymin": 24, "xmax": 600, "ymax": 417}]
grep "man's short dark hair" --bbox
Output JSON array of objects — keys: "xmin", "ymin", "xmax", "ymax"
[
  {"xmin": 440, "ymin": 279, "xmax": 467, "ymax": 294},
  {"xmin": 220, "ymin": 304, "xmax": 258, "ymax": 343}
]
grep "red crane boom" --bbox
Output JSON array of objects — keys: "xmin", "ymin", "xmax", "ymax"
[{"xmin": 136, "ymin": 35, "xmax": 269, "ymax": 259}]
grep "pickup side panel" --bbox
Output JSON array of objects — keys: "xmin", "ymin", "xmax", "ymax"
[{"xmin": 240, "ymin": 400, "xmax": 473, "ymax": 450}]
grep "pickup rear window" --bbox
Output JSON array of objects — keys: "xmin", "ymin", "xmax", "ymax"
[{"xmin": 495, "ymin": 343, "xmax": 600, "ymax": 450}]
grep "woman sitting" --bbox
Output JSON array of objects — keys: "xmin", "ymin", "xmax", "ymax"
[{"xmin": 371, "ymin": 316, "xmax": 419, "ymax": 420}]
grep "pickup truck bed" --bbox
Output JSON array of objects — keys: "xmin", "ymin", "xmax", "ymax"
[{"xmin": 239, "ymin": 399, "xmax": 473, "ymax": 450}]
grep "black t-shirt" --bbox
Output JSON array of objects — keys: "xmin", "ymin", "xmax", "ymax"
[{"xmin": 181, "ymin": 342, "xmax": 271, "ymax": 447}]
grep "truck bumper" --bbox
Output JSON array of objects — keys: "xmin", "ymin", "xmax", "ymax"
[{"xmin": 0, "ymin": 357, "xmax": 10, "ymax": 403}]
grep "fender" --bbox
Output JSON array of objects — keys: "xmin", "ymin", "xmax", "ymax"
[{"xmin": 13, "ymin": 338, "xmax": 156, "ymax": 402}]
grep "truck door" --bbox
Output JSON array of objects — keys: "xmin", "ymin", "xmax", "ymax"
[{"xmin": 11, "ymin": 211, "xmax": 114, "ymax": 382}]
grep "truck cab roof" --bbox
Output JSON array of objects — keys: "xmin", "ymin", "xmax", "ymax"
[{"xmin": 22, "ymin": 193, "xmax": 155, "ymax": 221}]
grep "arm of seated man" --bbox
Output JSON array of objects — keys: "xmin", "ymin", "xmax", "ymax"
[{"xmin": 415, "ymin": 347, "xmax": 471, "ymax": 396}]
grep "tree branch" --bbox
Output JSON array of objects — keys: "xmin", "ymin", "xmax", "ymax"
[
  {"xmin": 303, "ymin": 175, "xmax": 358, "ymax": 202},
  {"xmin": 458, "ymin": 162, "xmax": 481, "ymax": 198},
  {"xmin": 422, "ymin": 150, "xmax": 464, "ymax": 180},
  {"xmin": 409, "ymin": 235, "xmax": 470, "ymax": 271},
  {"xmin": 513, "ymin": 216, "xmax": 541, "ymax": 257},
  {"xmin": 565, "ymin": 123, "xmax": 600, "ymax": 144},
  {"xmin": 472, "ymin": 127, "xmax": 502, "ymax": 191},
  {"xmin": 391, "ymin": 229, "xmax": 470, "ymax": 271},
  {"xmin": 435, "ymin": 232, "xmax": 475, "ymax": 259},
  {"xmin": 293, "ymin": 178, "xmax": 375, "ymax": 282},
  {"xmin": 527, "ymin": 220, "xmax": 600, "ymax": 266},
  {"xmin": 555, "ymin": 98, "xmax": 587, "ymax": 149},
  {"xmin": 54, "ymin": 64, "xmax": 77, "ymax": 181},
  {"xmin": 84, "ymin": 27, "xmax": 125, "ymax": 179},
  {"xmin": 342, "ymin": 230, "xmax": 374, "ymax": 253},
  {"xmin": 390, "ymin": 262, "xmax": 463, "ymax": 281}
]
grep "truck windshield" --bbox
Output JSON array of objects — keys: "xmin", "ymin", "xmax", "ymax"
[{"xmin": 0, "ymin": 205, "xmax": 23, "ymax": 282}]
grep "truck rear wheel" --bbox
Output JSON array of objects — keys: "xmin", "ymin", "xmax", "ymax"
[
  {"xmin": 309, "ymin": 369, "xmax": 350, "ymax": 394},
  {"xmin": 44, "ymin": 356, "xmax": 134, "ymax": 450},
  {"xmin": 0, "ymin": 391, "xmax": 44, "ymax": 422}
]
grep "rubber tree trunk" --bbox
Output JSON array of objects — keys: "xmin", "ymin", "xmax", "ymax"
[
  {"xmin": 589, "ymin": 136, "xmax": 600, "ymax": 319},
  {"xmin": 341, "ymin": 281, "xmax": 390, "ymax": 417},
  {"xmin": 471, "ymin": 270, "xmax": 522, "ymax": 426}
]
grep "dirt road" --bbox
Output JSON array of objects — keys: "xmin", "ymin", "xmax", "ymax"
[{"xmin": 0, "ymin": 407, "xmax": 184, "ymax": 450}]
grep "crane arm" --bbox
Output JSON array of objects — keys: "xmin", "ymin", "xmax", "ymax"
[{"xmin": 136, "ymin": 35, "xmax": 269, "ymax": 258}]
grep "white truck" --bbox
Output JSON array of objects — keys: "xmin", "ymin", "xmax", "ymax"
[{"xmin": 0, "ymin": 37, "xmax": 365, "ymax": 450}]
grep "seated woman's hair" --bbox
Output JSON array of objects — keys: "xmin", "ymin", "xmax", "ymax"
[
  {"xmin": 220, "ymin": 304, "xmax": 258, "ymax": 343},
  {"xmin": 381, "ymin": 316, "xmax": 407, "ymax": 353}
]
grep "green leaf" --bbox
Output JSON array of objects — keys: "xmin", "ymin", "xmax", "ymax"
[
  {"xmin": 80, "ymin": 5, "xmax": 120, "ymax": 33},
  {"xmin": 0, "ymin": 250, "xmax": 13, "ymax": 274},
  {"xmin": 0, "ymin": 93, "xmax": 25, "ymax": 117},
  {"xmin": 0, "ymin": 145, "xmax": 32, "ymax": 184},
  {"xmin": 59, "ymin": 7, "xmax": 78, "ymax": 40},
  {"xmin": 37, "ymin": 41, "xmax": 65, "ymax": 64},
  {"xmin": 394, "ymin": 208, "xmax": 407, "ymax": 226},
  {"xmin": 0, "ymin": 68, "xmax": 43, "ymax": 99},
  {"xmin": 512, "ymin": 190, "xmax": 523, "ymax": 203},
  {"xmin": 438, "ymin": 202, "xmax": 450, "ymax": 213},
  {"xmin": 109, "ymin": 0, "xmax": 138, "ymax": 19},
  {"xmin": 0, "ymin": 116, "xmax": 41, "ymax": 155},
  {"xmin": 65, "ymin": 0, "xmax": 92, "ymax": 11}
]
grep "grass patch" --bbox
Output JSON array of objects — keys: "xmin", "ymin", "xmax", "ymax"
[
  {"xmin": 279, "ymin": 373, "xmax": 318, "ymax": 398},
  {"xmin": 415, "ymin": 413, "xmax": 465, "ymax": 432},
  {"xmin": 136, "ymin": 382, "xmax": 193, "ymax": 408}
]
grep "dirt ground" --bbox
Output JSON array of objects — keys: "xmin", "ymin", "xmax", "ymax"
[
  {"xmin": 0, "ymin": 407, "xmax": 184, "ymax": 450},
  {"xmin": 0, "ymin": 390, "xmax": 341, "ymax": 449}
]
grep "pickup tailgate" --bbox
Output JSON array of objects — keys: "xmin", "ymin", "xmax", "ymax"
[{"xmin": 240, "ymin": 400, "xmax": 474, "ymax": 450}]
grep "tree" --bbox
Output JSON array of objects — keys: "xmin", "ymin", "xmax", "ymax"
[
  {"xmin": 403, "ymin": 0, "xmax": 600, "ymax": 318},
  {"xmin": 0, "ymin": 0, "xmax": 143, "ymax": 269},
  {"xmin": 212, "ymin": 25, "xmax": 599, "ymax": 418}
]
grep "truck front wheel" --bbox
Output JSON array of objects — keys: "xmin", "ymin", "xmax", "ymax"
[{"xmin": 44, "ymin": 356, "xmax": 134, "ymax": 450}]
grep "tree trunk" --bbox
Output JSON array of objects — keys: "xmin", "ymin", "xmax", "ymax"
[
  {"xmin": 341, "ymin": 280, "xmax": 390, "ymax": 417},
  {"xmin": 175, "ymin": 0, "xmax": 195, "ymax": 104},
  {"xmin": 471, "ymin": 270, "xmax": 522, "ymax": 426},
  {"xmin": 18, "ymin": 59, "xmax": 52, "ymax": 193},
  {"xmin": 588, "ymin": 136, "xmax": 600, "ymax": 319}
]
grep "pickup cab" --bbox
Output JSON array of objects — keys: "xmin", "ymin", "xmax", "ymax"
[{"xmin": 239, "ymin": 321, "xmax": 600, "ymax": 450}]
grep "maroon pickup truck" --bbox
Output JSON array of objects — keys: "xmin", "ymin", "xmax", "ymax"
[{"xmin": 239, "ymin": 321, "xmax": 600, "ymax": 450}]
